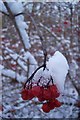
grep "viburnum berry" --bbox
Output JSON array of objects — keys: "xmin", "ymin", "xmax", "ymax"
[
  {"xmin": 38, "ymin": 97, "xmax": 45, "ymax": 102},
  {"xmin": 21, "ymin": 89, "xmax": 29, "ymax": 100},
  {"xmin": 42, "ymin": 103, "xmax": 50, "ymax": 113},
  {"xmin": 38, "ymin": 87, "xmax": 45, "ymax": 101},
  {"xmin": 48, "ymin": 100, "xmax": 55, "ymax": 110},
  {"xmin": 54, "ymin": 99, "xmax": 62, "ymax": 107},
  {"xmin": 43, "ymin": 88, "xmax": 52, "ymax": 100},
  {"xmin": 49, "ymin": 85, "xmax": 60, "ymax": 98},
  {"xmin": 21, "ymin": 88, "xmax": 34, "ymax": 100},
  {"xmin": 64, "ymin": 21, "xmax": 68, "ymax": 25},
  {"xmin": 32, "ymin": 86, "xmax": 41, "ymax": 97},
  {"xmin": 28, "ymin": 89, "xmax": 34, "ymax": 100}
]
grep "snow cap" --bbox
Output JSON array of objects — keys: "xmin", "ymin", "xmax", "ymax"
[{"xmin": 47, "ymin": 51, "xmax": 69, "ymax": 93}]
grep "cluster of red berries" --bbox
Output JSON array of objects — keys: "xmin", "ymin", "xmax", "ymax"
[{"xmin": 21, "ymin": 84, "xmax": 62, "ymax": 113}]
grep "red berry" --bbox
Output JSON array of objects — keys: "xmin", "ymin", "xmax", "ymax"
[
  {"xmin": 49, "ymin": 85, "xmax": 60, "ymax": 98},
  {"xmin": 37, "ymin": 87, "xmax": 44, "ymax": 101},
  {"xmin": 64, "ymin": 21, "xmax": 68, "ymax": 25},
  {"xmin": 42, "ymin": 103, "xmax": 50, "ymax": 113},
  {"xmin": 48, "ymin": 99, "xmax": 56, "ymax": 110},
  {"xmin": 38, "ymin": 97, "xmax": 45, "ymax": 102},
  {"xmin": 43, "ymin": 88, "xmax": 51, "ymax": 100},
  {"xmin": 32, "ymin": 86, "xmax": 41, "ymax": 97},
  {"xmin": 21, "ymin": 89, "xmax": 29, "ymax": 100},
  {"xmin": 28, "ymin": 89, "xmax": 34, "ymax": 100},
  {"xmin": 48, "ymin": 99, "xmax": 62, "ymax": 109},
  {"xmin": 57, "ymin": 27, "xmax": 62, "ymax": 32},
  {"xmin": 54, "ymin": 99, "xmax": 62, "ymax": 107}
]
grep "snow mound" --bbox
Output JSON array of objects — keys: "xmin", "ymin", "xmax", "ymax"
[{"xmin": 47, "ymin": 51, "xmax": 69, "ymax": 93}]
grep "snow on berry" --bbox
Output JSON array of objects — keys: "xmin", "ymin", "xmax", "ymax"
[
  {"xmin": 47, "ymin": 51, "xmax": 69, "ymax": 93},
  {"xmin": 21, "ymin": 51, "xmax": 69, "ymax": 113}
]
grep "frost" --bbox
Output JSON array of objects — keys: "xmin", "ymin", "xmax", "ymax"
[{"xmin": 47, "ymin": 51, "xmax": 69, "ymax": 93}]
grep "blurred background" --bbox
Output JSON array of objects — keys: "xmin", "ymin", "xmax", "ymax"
[{"xmin": 1, "ymin": 1, "xmax": 80, "ymax": 119}]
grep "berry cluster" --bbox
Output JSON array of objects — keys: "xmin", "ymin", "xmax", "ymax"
[{"xmin": 21, "ymin": 84, "xmax": 62, "ymax": 113}]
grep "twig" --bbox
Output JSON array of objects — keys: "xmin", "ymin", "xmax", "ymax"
[{"xmin": 24, "ymin": 64, "xmax": 44, "ymax": 88}]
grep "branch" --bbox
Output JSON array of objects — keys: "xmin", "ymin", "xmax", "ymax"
[
  {"xmin": 0, "ymin": 64, "xmax": 27, "ymax": 83},
  {"xmin": 2, "ymin": 46, "xmax": 38, "ymax": 75},
  {"xmin": 0, "ymin": 10, "xmax": 9, "ymax": 16},
  {"xmin": 2, "ymin": 47, "xmax": 27, "ymax": 72},
  {"xmin": 24, "ymin": 64, "xmax": 45, "ymax": 88},
  {"xmin": 0, "ymin": 1, "xmax": 9, "ymax": 16},
  {"xmin": 3, "ymin": 2, "xmax": 30, "ymax": 51}
]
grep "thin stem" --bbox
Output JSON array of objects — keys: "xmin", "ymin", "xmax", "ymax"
[{"xmin": 24, "ymin": 64, "xmax": 44, "ymax": 88}]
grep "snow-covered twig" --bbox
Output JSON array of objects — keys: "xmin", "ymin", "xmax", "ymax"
[
  {"xmin": 0, "ymin": 64, "xmax": 27, "ymax": 83},
  {"xmin": 2, "ymin": 47, "xmax": 38, "ymax": 74},
  {"xmin": 24, "ymin": 64, "xmax": 45, "ymax": 88},
  {"xmin": 0, "ymin": 1, "xmax": 8, "ymax": 15},
  {"xmin": 3, "ymin": 2, "xmax": 31, "ymax": 50}
]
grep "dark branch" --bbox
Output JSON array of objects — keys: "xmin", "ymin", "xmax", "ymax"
[
  {"xmin": 24, "ymin": 64, "xmax": 45, "ymax": 88},
  {"xmin": 0, "ymin": 10, "xmax": 9, "ymax": 16}
]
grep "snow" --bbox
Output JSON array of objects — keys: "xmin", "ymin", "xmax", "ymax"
[
  {"xmin": 10, "ymin": 53, "xmax": 18, "ymax": 60},
  {"xmin": 15, "ymin": 15, "xmax": 31, "ymax": 49},
  {"xmin": 0, "ymin": 64, "xmax": 4, "ymax": 71},
  {"xmin": 7, "ymin": 1, "xmax": 24, "ymax": 15},
  {"xmin": 47, "ymin": 51, "xmax": 69, "ymax": 93},
  {"xmin": 17, "ymin": 59, "xmax": 27, "ymax": 71},
  {"xmin": 23, "ymin": 51, "xmax": 38, "ymax": 76},
  {"xmin": 33, "ymin": 68, "xmax": 51, "ymax": 86},
  {"xmin": 2, "ymin": 68, "xmax": 26, "ymax": 83},
  {"xmin": 0, "ymin": 1, "xmax": 8, "ymax": 14},
  {"xmin": 19, "ymin": 29, "xmax": 31, "ymax": 49},
  {"xmin": 1, "ymin": 1, "xmax": 31, "ymax": 49},
  {"xmin": 33, "ymin": 51, "xmax": 69, "ymax": 93},
  {"xmin": 69, "ymin": 59, "xmax": 79, "ymax": 78},
  {"xmin": 0, "ymin": 56, "xmax": 3, "ymax": 61}
]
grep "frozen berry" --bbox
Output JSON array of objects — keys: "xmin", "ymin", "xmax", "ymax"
[
  {"xmin": 28, "ymin": 89, "xmax": 34, "ymax": 100},
  {"xmin": 42, "ymin": 103, "xmax": 50, "ymax": 113},
  {"xmin": 38, "ymin": 96, "xmax": 45, "ymax": 102},
  {"xmin": 49, "ymin": 85, "xmax": 60, "ymax": 98},
  {"xmin": 21, "ymin": 89, "xmax": 29, "ymax": 100},
  {"xmin": 37, "ymin": 87, "xmax": 45, "ymax": 101},
  {"xmin": 32, "ymin": 86, "xmax": 41, "ymax": 97},
  {"xmin": 48, "ymin": 99, "xmax": 56, "ymax": 110},
  {"xmin": 54, "ymin": 99, "xmax": 62, "ymax": 107},
  {"xmin": 43, "ymin": 88, "xmax": 51, "ymax": 100}
]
